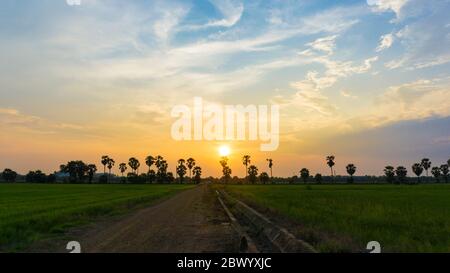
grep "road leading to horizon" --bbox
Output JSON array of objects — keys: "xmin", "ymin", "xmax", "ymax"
[{"xmin": 76, "ymin": 184, "xmax": 239, "ymax": 253}]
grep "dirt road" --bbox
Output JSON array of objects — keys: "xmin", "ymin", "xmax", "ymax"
[{"xmin": 75, "ymin": 184, "xmax": 239, "ymax": 253}]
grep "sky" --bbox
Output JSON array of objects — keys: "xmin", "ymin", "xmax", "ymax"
[{"xmin": 0, "ymin": 0, "xmax": 449, "ymax": 177}]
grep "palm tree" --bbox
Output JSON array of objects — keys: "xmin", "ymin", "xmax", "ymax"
[
  {"xmin": 326, "ymin": 155, "xmax": 335, "ymax": 177},
  {"xmin": 259, "ymin": 172, "xmax": 270, "ymax": 184},
  {"xmin": 128, "ymin": 157, "xmax": 140, "ymax": 175},
  {"xmin": 107, "ymin": 158, "xmax": 115, "ymax": 179},
  {"xmin": 346, "ymin": 164, "xmax": 356, "ymax": 183},
  {"xmin": 192, "ymin": 166, "xmax": 202, "ymax": 184},
  {"xmin": 395, "ymin": 166, "xmax": 407, "ymax": 184},
  {"xmin": 248, "ymin": 165, "xmax": 258, "ymax": 184},
  {"xmin": 187, "ymin": 158, "xmax": 196, "ymax": 178},
  {"xmin": 421, "ymin": 158, "xmax": 431, "ymax": 177},
  {"xmin": 431, "ymin": 167, "xmax": 441, "ymax": 183},
  {"xmin": 176, "ymin": 159, "xmax": 187, "ymax": 183},
  {"xmin": 266, "ymin": 158, "xmax": 273, "ymax": 178},
  {"xmin": 119, "ymin": 163, "xmax": 127, "ymax": 177},
  {"xmin": 440, "ymin": 164, "xmax": 449, "ymax": 183},
  {"xmin": 384, "ymin": 166, "xmax": 395, "ymax": 184},
  {"xmin": 242, "ymin": 155, "xmax": 251, "ymax": 178},
  {"xmin": 87, "ymin": 164, "xmax": 97, "ymax": 184},
  {"xmin": 412, "ymin": 163, "xmax": 423, "ymax": 183},
  {"xmin": 220, "ymin": 156, "xmax": 231, "ymax": 183},
  {"xmin": 300, "ymin": 168, "xmax": 309, "ymax": 183},
  {"xmin": 145, "ymin": 155, "xmax": 156, "ymax": 173},
  {"xmin": 101, "ymin": 155, "xmax": 110, "ymax": 175}
]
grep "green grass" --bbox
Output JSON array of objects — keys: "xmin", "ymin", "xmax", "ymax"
[
  {"xmin": 0, "ymin": 183, "xmax": 193, "ymax": 251},
  {"xmin": 224, "ymin": 184, "xmax": 450, "ymax": 253}
]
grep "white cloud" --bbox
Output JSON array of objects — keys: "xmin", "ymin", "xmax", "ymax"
[
  {"xmin": 206, "ymin": 0, "xmax": 244, "ymax": 27},
  {"xmin": 367, "ymin": 0, "xmax": 409, "ymax": 19},
  {"xmin": 153, "ymin": 7, "xmax": 189, "ymax": 43},
  {"xmin": 341, "ymin": 90, "xmax": 358, "ymax": 99},
  {"xmin": 376, "ymin": 33, "xmax": 394, "ymax": 52},
  {"xmin": 306, "ymin": 35, "xmax": 338, "ymax": 55},
  {"xmin": 371, "ymin": 78, "xmax": 450, "ymax": 125}
]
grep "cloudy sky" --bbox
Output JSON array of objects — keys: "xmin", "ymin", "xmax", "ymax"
[{"xmin": 0, "ymin": 0, "xmax": 449, "ymax": 176}]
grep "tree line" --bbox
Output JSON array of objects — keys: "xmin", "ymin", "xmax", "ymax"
[
  {"xmin": 1, "ymin": 155, "xmax": 449, "ymax": 184},
  {"xmin": 217, "ymin": 155, "xmax": 450, "ymax": 184},
  {"xmin": 1, "ymin": 155, "xmax": 203, "ymax": 184}
]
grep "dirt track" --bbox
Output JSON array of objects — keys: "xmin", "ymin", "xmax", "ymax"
[{"xmin": 76, "ymin": 184, "xmax": 239, "ymax": 253}]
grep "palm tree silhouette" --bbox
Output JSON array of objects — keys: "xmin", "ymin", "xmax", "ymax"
[
  {"xmin": 192, "ymin": 166, "xmax": 202, "ymax": 184},
  {"xmin": 300, "ymin": 168, "xmax": 309, "ymax": 183},
  {"xmin": 421, "ymin": 158, "xmax": 431, "ymax": 177},
  {"xmin": 242, "ymin": 155, "xmax": 251, "ymax": 178},
  {"xmin": 395, "ymin": 166, "xmax": 407, "ymax": 184},
  {"xmin": 248, "ymin": 165, "xmax": 258, "ymax": 184},
  {"xmin": 431, "ymin": 166, "xmax": 441, "ymax": 183},
  {"xmin": 384, "ymin": 166, "xmax": 395, "ymax": 184},
  {"xmin": 87, "ymin": 164, "xmax": 97, "ymax": 184},
  {"xmin": 119, "ymin": 163, "xmax": 127, "ymax": 177},
  {"xmin": 107, "ymin": 158, "xmax": 115, "ymax": 179},
  {"xmin": 145, "ymin": 156, "xmax": 156, "ymax": 173},
  {"xmin": 176, "ymin": 159, "xmax": 187, "ymax": 183},
  {"xmin": 128, "ymin": 157, "xmax": 140, "ymax": 175},
  {"xmin": 346, "ymin": 164, "xmax": 356, "ymax": 183},
  {"xmin": 187, "ymin": 158, "xmax": 196, "ymax": 178},
  {"xmin": 412, "ymin": 163, "xmax": 423, "ymax": 183},
  {"xmin": 101, "ymin": 155, "xmax": 110, "ymax": 175},
  {"xmin": 326, "ymin": 155, "xmax": 335, "ymax": 177},
  {"xmin": 266, "ymin": 158, "xmax": 273, "ymax": 178}
]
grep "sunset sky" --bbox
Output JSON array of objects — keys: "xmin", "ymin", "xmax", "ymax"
[{"xmin": 1, "ymin": 0, "xmax": 449, "ymax": 177}]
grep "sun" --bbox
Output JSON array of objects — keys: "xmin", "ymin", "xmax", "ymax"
[{"xmin": 218, "ymin": 145, "xmax": 231, "ymax": 157}]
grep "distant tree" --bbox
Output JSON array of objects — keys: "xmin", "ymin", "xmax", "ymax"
[
  {"xmin": 300, "ymin": 168, "xmax": 309, "ymax": 183},
  {"xmin": 248, "ymin": 165, "xmax": 258, "ymax": 184},
  {"xmin": 87, "ymin": 164, "xmax": 97, "ymax": 184},
  {"xmin": 384, "ymin": 166, "xmax": 395, "ymax": 184},
  {"xmin": 421, "ymin": 158, "xmax": 431, "ymax": 177},
  {"xmin": 440, "ymin": 164, "xmax": 449, "ymax": 183},
  {"xmin": 326, "ymin": 155, "xmax": 336, "ymax": 177},
  {"xmin": 101, "ymin": 155, "xmax": 110, "ymax": 175},
  {"xmin": 148, "ymin": 169, "xmax": 156, "ymax": 183},
  {"xmin": 220, "ymin": 156, "xmax": 232, "ymax": 183},
  {"xmin": 166, "ymin": 172, "xmax": 175, "ymax": 184},
  {"xmin": 128, "ymin": 157, "xmax": 141, "ymax": 175},
  {"xmin": 187, "ymin": 158, "xmax": 196, "ymax": 178},
  {"xmin": 259, "ymin": 172, "xmax": 270, "ymax": 184},
  {"xmin": 107, "ymin": 158, "xmax": 115, "ymax": 179},
  {"xmin": 26, "ymin": 170, "xmax": 47, "ymax": 183},
  {"xmin": 60, "ymin": 161, "xmax": 89, "ymax": 183},
  {"xmin": 193, "ymin": 166, "xmax": 202, "ymax": 184},
  {"xmin": 47, "ymin": 173, "xmax": 56, "ymax": 183},
  {"xmin": 155, "ymin": 157, "xmax": 169, "ymax": 183},
  {"xmin": 119, "ymin": 163, "xmax": 127, "ymax": 177},
  {"xmin": 289, "ymin": 176, "xmax": 298, "ymax": 185},
  {"xmin": 176, "ymin": 159, "xmax": 187, "ymax": 183},
  {"xmin": 126, "ymin": 172, "xmax": 138, "ymax": 184},
  {"xmin": 2, "ymin": 169, "xmax": 18, "ymax": 183},
  {"xmin": 431, "ymin": 167, "xmax": 441, "ymax": 183},
  {"xmin": 395, "ymin": 166, "xmax": 408, "ymax": 184},
  {"xmin": 412, "ymin": 163, "xmax": 423, "ymax": 183},
  {"xmin": 145, "ymin": 155, "xmax": 156, "ymax": 173},
  {"xmin": 314, "ymin": 173, "xmax": 323, "ymax": 184},
  {"xmin": 346, "ymin": 164, "xmax": 357, "ymax": 183},
  {"xmin": 242, "ymin": 155, "xmax": 251, "ymax": 178},
  {"xmin": 266, "ymin": 158, "xmax": 274, "ymax": 178}
]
